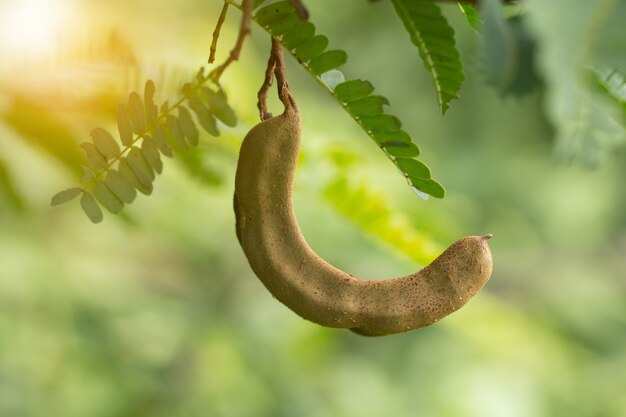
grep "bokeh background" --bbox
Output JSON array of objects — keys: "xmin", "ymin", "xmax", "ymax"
[{"xmin": 1, "ymin": 0, "xmax": 625, "ymax": 416}]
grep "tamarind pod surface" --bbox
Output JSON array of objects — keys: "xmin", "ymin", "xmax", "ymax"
[{"xmin": 234, "ymin": 101, "xmax": 493, "ymax": 336}]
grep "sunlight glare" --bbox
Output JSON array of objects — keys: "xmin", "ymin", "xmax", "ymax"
[{"xmin": 0, "ymin": 0, "xmax": 69, "ymax": 59}]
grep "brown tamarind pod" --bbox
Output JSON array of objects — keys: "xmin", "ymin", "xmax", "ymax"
[{"xmin": 233, "ymin": 94, "xmax": 493, "ymax": 336}]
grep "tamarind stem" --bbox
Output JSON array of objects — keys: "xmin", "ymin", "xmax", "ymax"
[{"xmin": 234, "ymin": 94, "xmax": 493, "ymax": 337}]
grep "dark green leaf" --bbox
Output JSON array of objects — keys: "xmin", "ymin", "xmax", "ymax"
[
  {"xmin": 309, "ymin": 50, "xmax": 348, "ymax": 75},
  {"xmin": 283, "ymin": 21, "xmax": 315, "ymax": 50},
  {"xmin": 166, "ymin": 115, "xmax": 187, "ymax": 150},
  {"xmin": 128, "ymin": 92, "xmax": 146, "ymax": 134},
  {"xmin": 90, "ymin": 127, "xmax": 121, "ymax": 159},
  {"xmin": 117, "ymin": 104, "xmax": 134, "ymax": 146},
  {"xmin": 189, "ymin": 98, "xmax": 219, "ymax": 136},
  {"xmin": 255, "ymin": 1, "xmax": 293, "ymax": 26},
  {"xmin": 119, "ymin": 159, "xmax": 153, "ymax": 195},
  {"xmin": 126, "ymin": 147, "xmax": 155, "ymax": 187},
  {"xmin": 410, "ymin": 177, "xmax": 445, "ymax": 198},
  {"xmin": 334, "ymin": 80, "xmax": 375, "ymax": 102},
  {"xmin": 51, "ymin": 187, "xmax": 82, "ymax": 206},
  {"xmin": 105, "ymin": 169, "xmax": 136, "ymax": 204},
  {"xmin": 396, "ymin": 158, "xmax": 431, "ymax": 179},
  {"xmin": 458, "ymin": 3, "xmax": 480, "ymax": 30},
  {"xmin": 391, "ymin": 0, "xmax": 465, "ymax": 113},
  {"xmin": 178, "ymin": 106, "xmax": 199, "ymax": 146},
  {"xmin": 93, "ymin": 181, "xmax": 124, "ymax": 213},
  {"xmin": 80, "ymin": 192, "xmax": 103, "ymax": 223},
  {"xmin": 346, "ymin": 96, "xmax": 389, "ymax": 117},
  {"xmin": 384, "ymin": 142, "xmax": 420, "ymax": 157},
  {"xmin": 141, "ymin": 137, "xmax": 163, "ymax": 174},
  {"xmin": 361, "ymin": 115, "xmax": 402, "ymax": 132},
  {"xmin": 295, "ymin": 35, "xmax": 328, "ymax": 62},
  {"xmin": 80, "ymin": 142, "xmax": 107, "ymax": 170},
  {"xmin": 144, "ymin": 79, "xmax": 158, "ymax": 125},
  {"xmin": 267, "ymin": 13, "xmax": 300, "ymax": 36},
  {"xmin": 153, "ymin": 125, "xmax": 173, "ymax": 157}
]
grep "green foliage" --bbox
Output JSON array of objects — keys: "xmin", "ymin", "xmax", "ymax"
[
  {"xmin": 251, "ymin": 0, "xmax": 445, "ymax": 199},
  {"xmin": 51, "ymin": 73, "xmax": 238, "ymax": 223},
  {"xmin": 479, "ymin": 0, "xmax": 542, "ymax": 97},
  {"xmin": 323, "ymin": 173, "xmax": 442, "ymax": 266},
  {"xmin": 390, "ymin": 0, "xmax": 465, "ymax": 114}
]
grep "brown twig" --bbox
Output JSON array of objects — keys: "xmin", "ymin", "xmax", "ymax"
[
  {"xmin": 257, "ymin": 47, "xmax": 277, "ymax": 120},
  {"xmin": 209, "ymin": 0, "xmax": 253, "ymax": 81},
  {"xmin": 208, "ymin": 2, "xmax": 230, "ymax": 64},
  {"xmin": 288, "ymin": 0, "xmax": 309, "ymax": 20},
  {"xmin": 257, "ymin": 39, "xmax": 293, "ymax": 120}
]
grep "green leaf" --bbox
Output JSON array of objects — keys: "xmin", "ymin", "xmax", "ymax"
[
  {"xmin": 255, "ymin": 1, "xmax": 293, "ymax": 26},
  {"xmin": 128, "ymin": 92, "xmax": 146, "ymax": 134},
  {"xmin": 90, "ymin": 127, "xmax": 121, "ymax": 159},
  {"xmin": 119, "ymin": 159, "xmax": 153, "ymax": 195},
  {"xmin": 93, "ymin": 181, "xmax": 124, "ymax": 213},
  {"xmin": 166, "ymin": 115, "xmax": 188, "ymax": 150},
  {"xmin": 395, "ymin": 158, "xmax": 431, "ymax": 179},
  {"xmin": 309, "ymin": 50, "xmax": 348, "ymax": 75},
  {"xmin": 51, "ymin": 187, "xmax": 82, "ymax": 206},
  {"xmin": 203, "ymin": 88, "xmax": 237, "ymax": 127},
  {"xmin": 458, "ymin": 2, "xmax": 481, "ymax": 30},
  {"xmin": 334, "ymin": 80, "xmax": 375, "ymax": 102},
  {"xmin": 410, "ymin": 177, "xmax": 445, "ymax": 199},
  {"xmin": 104, "ymin": 169, "xmax": 136, "ymax": 204},
  {"xmin": 247, "ymin": 3, "xmax": 445, "ymax": 199},
  {"xmin": 80, "ymin": 191, "xmax": 103, "ymax": 223},
  {"xmin": 153, "ymin": 124, "xmax": 173, "ymax": 157},
  {"xmin": 178, "ymin": 106, "xmax": 200, "ymax": 146},
  {"xmin": 391, "ymin": 0, "xmax": 465, "ymax": 114},
  {"xmin": 141, "ymin": 137, "xmax": 163, "ymax": 174},
  {"xmin": 384, "ymin": 142, "xmax": 420, "ymax": 158},
  {"xmin": 80, "ymin": 165, "xmax": 95, "ymax": 183},
  {"xmin": 346, "ymin": 96, "xmax": 389, "ymax": 117},
  {"xmin": 267, "ymin": 13, "xmax": 300, "ymax": 36},
  {"xmin": 126, "ymin": 147, "xmax": 155, "ymax": 187},
  {"xmin": 295, "ymin": 35, "xmax": 329, "ymax": 62},
  {"xmin": 144, "ymin": 79, "xmax": 158, "ymax": 126},
  {"xmin": 361, "ymin": 115, "xmax": 402, "ymax": 132},
  {"xmin": 116, "ymin": 104, "xmax": 134, "ymax": 146},
  {"xmin": 189, "ymin": 98, "xmax": 219, "ymax": 136},
  {"xmin": 80, "ymin": 142, "xmax": 107, "ymax": 170},
  {"xmin": 283, "ymin": 21, "xmax": 315, "ymax": 50}
]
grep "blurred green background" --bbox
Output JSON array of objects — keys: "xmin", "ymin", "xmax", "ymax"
[{"xmin": 0, "ymin": 0, "xmax": 625, "ymax": 416}]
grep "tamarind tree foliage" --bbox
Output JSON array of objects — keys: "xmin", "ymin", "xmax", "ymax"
[{"xmin": 0, "ymin": 0, "xmax": 625, "ymax": 415}]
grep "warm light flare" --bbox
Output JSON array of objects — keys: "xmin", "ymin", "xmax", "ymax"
[{"xmin": 0, "ymin": 0, "xmax": 70, "ymax": 60}]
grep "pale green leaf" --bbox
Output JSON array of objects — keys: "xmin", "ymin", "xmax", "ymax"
[
  {"xmin": 116, "ymin": 104, "xmax": 134, "ymax": 146},
  {"xmin": 178, "ymin": 106, "xmax": 200, "ymax": 146},
  {"xmin": 141, "ymin": 137, "xmax": 163, "ymax": 174},
  {"xmin": 104, "ymin": 169, "xmax": 136, "ymax": 204},
  {"xmin": 93, "ymin": 181, "xmax": 124, "ymax": 213},
  {"xmin": 128, "ymin": 92, "xmax": 146, "ymax": 134},
  {"xmin": 119, "ymin": 159, "xmax": 153, "ymax": 195},
  {"xmin": 80, "ymin": 192, "xmax": 103, "ymax": 223},
  {"xmin": 51, "ymin": 187, "xmax": 82, "ymax": 206},
  {"xmin": 90, "ymin": 127, "xmax": 120, "ymax": 159},
  {"xmin": 126, "ymin": 147, "xmax": 154, "ymax": 187}
]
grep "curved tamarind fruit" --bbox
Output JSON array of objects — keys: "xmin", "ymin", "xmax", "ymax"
[{"xmin": 234, "ymin": 92, "xmax": 493, "ymax": 336}]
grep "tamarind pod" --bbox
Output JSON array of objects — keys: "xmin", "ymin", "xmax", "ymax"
[{"xmin": 233, "ymin": 99, "xmax": 493, "ymax": 336}]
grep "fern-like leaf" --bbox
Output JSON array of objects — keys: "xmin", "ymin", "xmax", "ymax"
[
  {"xmin": 390, "ymin": 0, "xmax": 465, "ymax": 114},
  {"xmin": 250, "ymin": 0, "xmax": 445, "ymax": 199}
]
